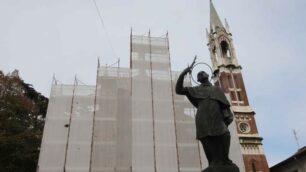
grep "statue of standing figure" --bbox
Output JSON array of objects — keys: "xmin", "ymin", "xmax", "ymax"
[{"xmin": 175, "ymin": 64, "xmax": 239, "ymax": 172}]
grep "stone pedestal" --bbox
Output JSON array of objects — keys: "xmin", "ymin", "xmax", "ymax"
[{"xmin": 202, "ymin": 164, "xmax": 240, "ymax": 172}]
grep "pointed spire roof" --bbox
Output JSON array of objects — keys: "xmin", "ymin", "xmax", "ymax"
[{"xmin": 210, "ymin": 0, "xmax": 224, "ymax": 31}]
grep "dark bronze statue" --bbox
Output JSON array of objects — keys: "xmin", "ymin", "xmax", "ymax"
[{"xmin": 175, "ymin": 65, "xmax": 239, "ymax": 172}]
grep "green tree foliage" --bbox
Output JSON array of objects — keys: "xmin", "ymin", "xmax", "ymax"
[{"xmin": 0, "ymin": 70, "xmax": 48, "ymax": 172}]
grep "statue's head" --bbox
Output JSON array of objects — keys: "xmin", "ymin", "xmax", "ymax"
[{"xmin": 197, "ymin": 71, "xmax": 209, "ymax": 83}]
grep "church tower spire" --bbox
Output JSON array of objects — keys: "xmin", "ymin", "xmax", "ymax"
[
  {"xmin": 206, "ymin": 1, "xmax": 270, "ymax": 172},
  {"xmin": 207, "ymin": 0, "xmax": 240, "ymax": 77},
  {"xmin": 210, "ymin": 0, "xmax": 223, "ymax": 32}
]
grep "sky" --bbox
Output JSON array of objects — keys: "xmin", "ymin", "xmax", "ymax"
[{"xmin": 1, "ymin": 0, "xmax": 306, "ymax": 167}]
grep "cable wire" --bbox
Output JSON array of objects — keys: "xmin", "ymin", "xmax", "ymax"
[{"xmin": 91, "ymin": 0, "xmax": 117, "ymax": 58}]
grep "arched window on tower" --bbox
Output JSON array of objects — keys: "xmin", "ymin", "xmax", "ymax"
[{"xmin": 220, "ymin": 41, "xmax": 231, "ymax": 58}]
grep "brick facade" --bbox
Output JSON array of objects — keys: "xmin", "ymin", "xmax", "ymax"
[
  {"xmin": 243, "ymin": 155, "xmax": 270, "ymax": 172},
  {"xmin": 214, "ymin": 68, "xmax": 269, "ymax": 172}
]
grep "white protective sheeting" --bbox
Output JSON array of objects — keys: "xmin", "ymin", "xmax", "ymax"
[
  {"xmin": 131, "ymin": 35, "xmax": 155, "ymax": 172},
  {"xmin": 65, "ymin": 85, "xmax": 95, "ymax": 172},
  {"xmin": 150, "ymin": 37, "xmax": 178, "ymax": 172},
  {"xmin": 38, "ymin": 84, "xmax": 95, "ymax": 172},
  {"xmin": 171, "ymin": 72, "xmax": 204, "ymax": 172},
  {"xmin": 91, "ymin": 67, "xmax": 131, "ymax": 172},
  {"xmin": 130, "ymin": 35, "xmax": 205, "ymax": 172},
  {"xmin": 38, "ymin": 34, "xmax": 244, "ymax": 172},
  {"xmin": 91, "ymin": 68, "xmax": 118, "ymax": 172},
  {"xmin": 37, "ymin": 85, "xmax": 74, "ymax": 172}
]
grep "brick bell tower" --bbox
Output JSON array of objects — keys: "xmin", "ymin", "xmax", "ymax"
[{"xmin": 206, "ymin": 1, "xmax": 269, "ymax": 172}]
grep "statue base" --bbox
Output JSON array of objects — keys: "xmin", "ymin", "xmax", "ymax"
[{"xmin": 202, "ymin": 164, "xmax": 239, "ymax": 172}]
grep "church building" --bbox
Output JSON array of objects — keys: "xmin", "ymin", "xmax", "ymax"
[{"xmin": 207, "ymin": 2, "xmax": 269, "ymax": 171}]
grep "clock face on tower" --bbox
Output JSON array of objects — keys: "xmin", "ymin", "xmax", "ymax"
[{"xmin": 239, "ymin": 122, "xmax": 250, "ymax": 133}]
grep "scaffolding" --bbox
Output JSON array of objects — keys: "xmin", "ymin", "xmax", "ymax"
[{"xmin": 37, "ymin": 33, "xmax": 244, "ymax": 172}]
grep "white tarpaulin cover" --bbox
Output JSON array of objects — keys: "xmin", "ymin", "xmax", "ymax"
[{"xmin": 37, "ymin": 34, "xmax": 244, "ymax": 172}]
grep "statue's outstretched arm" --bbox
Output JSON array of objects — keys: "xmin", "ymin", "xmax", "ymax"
[{"xmin": 175, "ymin": 67, "xmax": 191, "ymax": 95}]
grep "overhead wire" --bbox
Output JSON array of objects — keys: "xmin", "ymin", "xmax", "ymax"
[
  {"xmin": 105, "ymin": 59, "xmax": 120, "ymax": 68},
  {"xmin": 91, "ymin": 0, "xmax": 117, "ymax": 59}
]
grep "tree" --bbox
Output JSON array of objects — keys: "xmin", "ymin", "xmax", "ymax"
[{"xmin": 0, "ymin": 70, "xmax": 48, "ymax": 172}]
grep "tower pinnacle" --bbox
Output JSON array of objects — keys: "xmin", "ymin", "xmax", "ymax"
[{"xmin": 210, "ymin": 1, "xmax": 224, "ymax": 31}]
